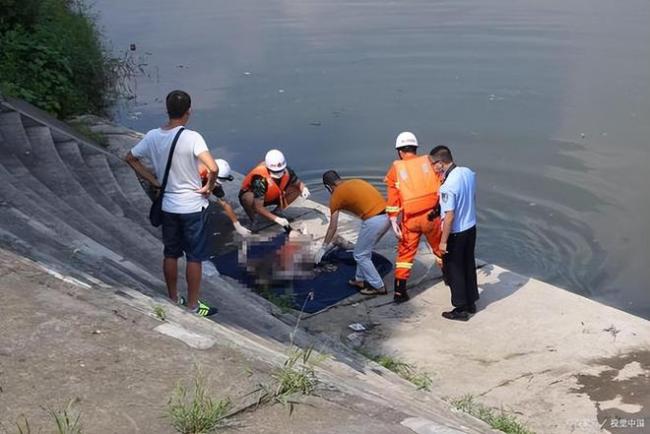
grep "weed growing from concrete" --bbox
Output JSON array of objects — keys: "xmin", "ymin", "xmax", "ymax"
[
  {"xmin": 15, "ymin": 416, "xmax": 31, "ymax": 434},
  {"xmin": 167, "ymin": 370, "xmax": 231, "ymax": 433},
  {"xmin": 256, "ymin": 346, "xmax": 324, "ymax": 409},
  {"xmin": 48, "ymin": 399, "xmax": 82, "ymax": 434},
  {"xmin": 358, "ymin": 349, "xmax": 433, "ymax": 391},
  {"xmin": 450, "ymin": 394, "xmax": 535, "ymax": 434},
  {"xmin": 153, "ymin": 305, "xmax": 167, "ymax": 321}
]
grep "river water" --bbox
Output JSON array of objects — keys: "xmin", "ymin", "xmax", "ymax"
[{"xmin": 93, "ymin": 0, "xmax": 650, "ymax": 318}]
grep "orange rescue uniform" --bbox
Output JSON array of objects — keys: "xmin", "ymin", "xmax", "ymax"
[
  {"xmin": 384, "ymin": 154, "xmax": 442, "ymax": 281},
  {"xmin": 241, "ymin": 163, "xmax": 292, "ymax": 208}
]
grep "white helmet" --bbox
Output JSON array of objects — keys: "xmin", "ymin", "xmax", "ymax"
[
  {"xmin": 395, "ymin": 131, "xmax": 419, "ymax": 149},
  {"xmin": 215, "ymin": 159, "xmax": 233, "ymax": 182},
  {"xmin": 265, "ymin": 149, "xmax": 287, "ymax": 176}
]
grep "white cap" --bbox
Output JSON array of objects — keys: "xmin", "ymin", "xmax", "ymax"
[
  {"xmin": 395, "ymin": 131, "xmax": 419, "ymax": 149},
  {"xmin": 215, "ymin": 159, "xmax": 233, "ymax": 181},
  {"xmin": 265, "ymin": 149, "xmax": 287, "ymax": 176}
]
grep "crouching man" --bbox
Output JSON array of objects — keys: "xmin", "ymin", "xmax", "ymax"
[{"xmin": 238, "ymin": 149, "xmax": 310, "ymax": 230}]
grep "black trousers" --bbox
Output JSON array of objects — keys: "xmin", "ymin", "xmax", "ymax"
[{"xmin": 443, "ymin": 226, "xmax": 479, "ymax": 307}]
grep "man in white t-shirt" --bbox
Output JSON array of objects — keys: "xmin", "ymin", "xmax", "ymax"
[{"xmin": 125, "ymin": 90, "xmax": 218, "ymax": 317}]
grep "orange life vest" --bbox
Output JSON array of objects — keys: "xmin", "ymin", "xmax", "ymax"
[
  {"xmin": 241, "ymin": 163, "xmax": 291, "ymax": 206},
  {"xmin": 393, "ymin": 155, "xmax": 440, "ymax": 217}
]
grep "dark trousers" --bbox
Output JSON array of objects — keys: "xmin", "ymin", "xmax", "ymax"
[{"xmin": 443, "ymin": 226, "xmax": 479, "ymax": 307}]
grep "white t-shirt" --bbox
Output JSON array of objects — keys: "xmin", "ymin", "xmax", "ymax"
[{"xmin": 131, "ymin": 126, "xmax": 209, "ymax": 214}]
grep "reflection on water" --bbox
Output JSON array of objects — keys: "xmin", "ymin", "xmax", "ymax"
[{"xmin": 95, "ymin": 0, "xmax": 650, "ymax": 318}]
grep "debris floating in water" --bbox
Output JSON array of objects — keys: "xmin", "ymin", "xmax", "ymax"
[
  {"xmin": 278, "ymin": 89, "xmax": 285, "ymax": 93},
  {"xmin": 580, "ymin": 133, "xmax": 586, "ymax": 138},
  {"xmin": 310, "ymin": 121, "xmax": 321, "ymax": 126},
  {"xmin": 243, "ymin": 71, "xmax": 252, "ymax": 76}
]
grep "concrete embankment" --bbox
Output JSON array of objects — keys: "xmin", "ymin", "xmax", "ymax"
[
  {"xmin": 2, "ymin": 95, "xmax": 649, "ymax": 433},
  {"xmin": 0, "ymin": 95, "xmax": 491, "ymax": 433}
]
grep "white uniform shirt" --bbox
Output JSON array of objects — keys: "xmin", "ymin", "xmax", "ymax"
[
  {"xmin": 131, "ymin": 126, "xmax": 209, "ymax": 214},
  {"xmin": 439, "ymin": 166, "xmax": 476, "ymax": 234}
]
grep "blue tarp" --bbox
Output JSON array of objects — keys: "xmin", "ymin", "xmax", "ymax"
[{"xmin": 211, "ymin": 233, "xmax": 392, "ymax": 313}]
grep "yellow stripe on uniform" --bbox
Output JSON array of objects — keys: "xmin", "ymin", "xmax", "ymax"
[
  {"xmin": 386, "ymin": 206, "xmax": 401, "ymax": 213},
  {"xmin": 395, "ymin": 262, "xmax": 413, "ymax": 269}
]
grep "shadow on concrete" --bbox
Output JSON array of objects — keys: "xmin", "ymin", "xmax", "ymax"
[{"xmin": 473, "ymin": 265, "xmax": 530, "ymax": 312}]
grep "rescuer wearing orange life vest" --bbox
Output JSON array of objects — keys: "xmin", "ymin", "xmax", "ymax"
[
  {"xmin": 238, "ymin": 149, "xmax": 310, "ymax": 229},
  {"xmin": 384, "ymin": 131, "xmax": 443, "ymax": 303}
]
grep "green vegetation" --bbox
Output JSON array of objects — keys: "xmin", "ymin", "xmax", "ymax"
[
  {"xmin": 0, "ymin": 0, "xmax": 123, "ymax": 118},
  {"xmin": 153, "ymin": 304, "xmax": 167, "ymax": 321},
  {"xmin": 66, "ymin": 119, "xmax": 110, "ymax": 147},
  {"xmin": 450, "ymin": 394, "xmax": 535, "ymax": 434},
  {"xmin": 358, "ymin": 349, "xmax": 433, "ymax": 391},
  {"xmin": 49, "ymin": 399, "xmax": 83, "ymax": 434},
  {"xmin": 13, "ymin": 400, "xmax": 83, "ymax": 433},
  {"xmin": 167, "ymin": 370, "xmax": 232, "ymax": 434},
  {"xmin": 254, "ymin": 285, "xmax": 295, "ymax": 313},
  {"xmin": 257, "ymin": 347, "xmax": 323, "ymax": 409},
  {"xmin": 15, "ymin": 416, "xmax": 32, "ymax": 434}
]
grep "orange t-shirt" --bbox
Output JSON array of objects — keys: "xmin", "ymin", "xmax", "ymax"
[{"xmin": 329, "ymin": 179, "xmax": 386, "ymax": 220}]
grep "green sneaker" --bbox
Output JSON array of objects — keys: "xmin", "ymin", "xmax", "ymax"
[
  {"xmin": 178, "ymin": 297, "xmax": 217, "ymax": 317},
  {"xmin": 195, "ymin": 300, "xmax": 218, "ymax": 317}
]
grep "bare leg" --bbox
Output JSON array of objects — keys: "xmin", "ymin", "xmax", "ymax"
[
  {"xmin": 163, "ymin": 257, "xmax": 179, "ymax": 301},
  {"xmin": 186, "ymin": 261, "xmax": 202, "ymax": 309},
  {"xmin": 239, "ymin": 191, "xmax": 257, "ymax": 222}
]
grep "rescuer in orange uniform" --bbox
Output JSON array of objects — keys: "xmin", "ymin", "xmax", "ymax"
[
  {"xmin": 238, "ymin": 149, "xmax": 310, "ymax": 230},
  {"xmin": 384, "ymin": 131, "xmax": 443, "ymax": 303}
]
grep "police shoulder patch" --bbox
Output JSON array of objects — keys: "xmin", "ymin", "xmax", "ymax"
[{"xmin": 441, "ymin": 192, "xmax": 448, "ymax": 203}]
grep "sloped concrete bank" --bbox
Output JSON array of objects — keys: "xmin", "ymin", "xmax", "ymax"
[
  {"xmin": 0, "ymin": 95, "xmax": 491, "ymax": 433},
  {"xmin": 2, "ymin": 95, "xmax": 649, "ymax": 433}
]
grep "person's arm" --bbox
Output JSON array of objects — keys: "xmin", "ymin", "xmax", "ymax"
[
  {"xmin": 125, "ymin": 151, "xmax": 160, "ymax": 188},
  {"xmin": 323, "ymin": 210, "xmax": 339, "ymax": 245},
  {"xmin": 439, "ymin": 210, "xmax": 454, "ymax": 254},
  {"xmin": 315, "ymin": 210, "xmax": 339, "ymax": 264},
  {"xmin": 217, "ymin": 198, "xmax": 238, "ymax": 225},
  {"xmin": 255, "ymin": 198, "xmax": 285, "ymax": 224},
  {"xmin": 287, "ymin": 168, "xmax": 310, "ymax": 199},
  {"xmin": 195, "ymin": 151, "xmax": 218, "ymax": 195},
  {"xmin": 217, "ymin": 199, "xmax": 252, "ymax": 236},
  {"xmin": 384, "ymin": 165, "xmax": 402, "ymax": 239}
]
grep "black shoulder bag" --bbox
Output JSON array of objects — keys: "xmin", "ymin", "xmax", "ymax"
[{"xmin": 149, "ymin": 127, "xmax": 184, "ymax": 227}]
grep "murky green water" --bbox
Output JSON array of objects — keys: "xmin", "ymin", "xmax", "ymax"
[{"xmin": 95, "ymin": 0, "xmax": 650, "ymax": 318}]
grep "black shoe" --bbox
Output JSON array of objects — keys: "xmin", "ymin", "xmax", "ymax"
[
  {"xmin": 394, "ymin": 291, "xmax": 410, "ymax": 303},
  {"xmin": 467, "ymin": 303, "xmax": 477, "ymax": 314},
  {"xmin": 442, "ymin": 307, "xmax": 470, "ymax": 321},
  {"xmin": 393, "ymin": 278, "xmax": 409, "ymax": 304}
]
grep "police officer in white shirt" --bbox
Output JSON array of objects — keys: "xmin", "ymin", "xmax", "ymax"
[{"xmin": 430, "ymin": 146, "xmax": 478, "ymax": 321}]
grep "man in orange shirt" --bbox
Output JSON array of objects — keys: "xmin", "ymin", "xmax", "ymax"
[
  {"xmin": 315, "ymin": 170, "xmax": 391, "ymax": 295},
  {"xmin": 384, "ymin": 132, "xmax": 443, "ymax": 303}
]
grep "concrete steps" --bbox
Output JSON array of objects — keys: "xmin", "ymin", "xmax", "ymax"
[{"xmin": 54, "ymin": 139, "xmax": 125, "ymax": 217}]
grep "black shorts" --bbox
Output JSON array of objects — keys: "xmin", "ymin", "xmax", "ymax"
[{"xmin": 162, "ymin": 209, "xmax": 208, "ymax": 263}]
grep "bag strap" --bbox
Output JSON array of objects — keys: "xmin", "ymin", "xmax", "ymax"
[{"xmin": 160, "ymin": 127, "xmax": 184, "ymax": 194}]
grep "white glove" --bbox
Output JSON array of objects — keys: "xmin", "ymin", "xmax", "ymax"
[
  {"xmin": 274, "ymin": 216, "xmax": 290, "ymax": 228},
  {"xmin": 314, "ymin": 243, "xmax": 330, "ymax": 264},
  {"xmin": 233, "ymin": 221, "xmax": 252, "ymax": 236},
  {"xmin": 301, "ymin": 185, "xmax": 311, "ymax": 199},
  {"xmin": 390, "ymin": 217, "xmax": 402, "ymax": 240}
]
